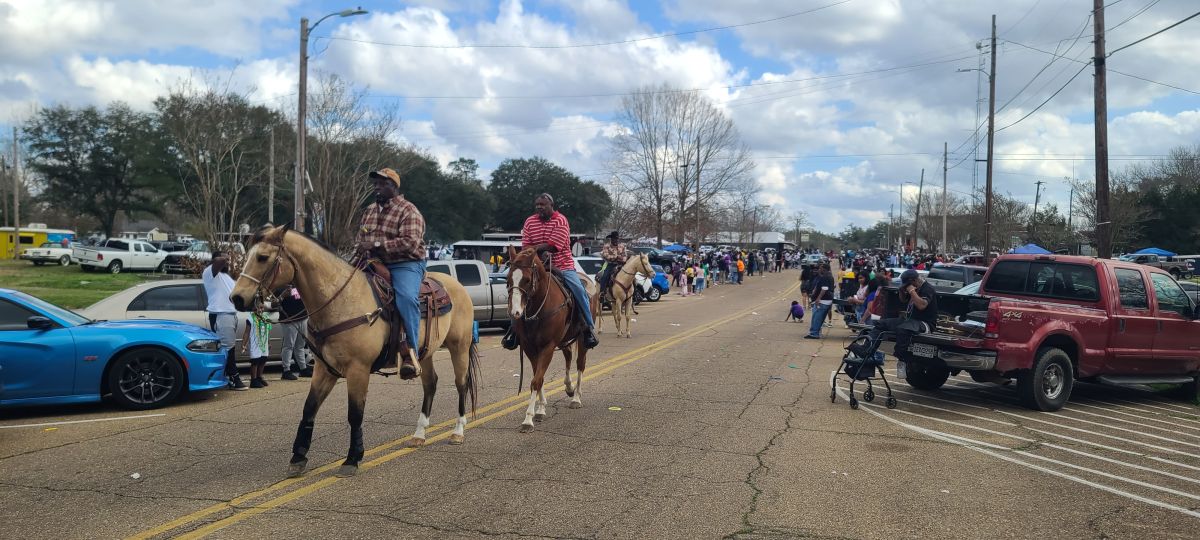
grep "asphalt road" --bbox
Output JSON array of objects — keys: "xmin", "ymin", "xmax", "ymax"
[{"xmin": 2, "ymin": 268, "xmax": 1200, "ymax": 539}]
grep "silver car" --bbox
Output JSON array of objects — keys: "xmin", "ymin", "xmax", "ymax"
[{"xmin": 77, "ymin": 279, "xmax": 283, "ymax": 361}]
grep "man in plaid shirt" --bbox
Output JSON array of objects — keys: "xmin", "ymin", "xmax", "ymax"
[{"xmin": 356, "ymin": 168, "xmax": 427, "ymax": 379}]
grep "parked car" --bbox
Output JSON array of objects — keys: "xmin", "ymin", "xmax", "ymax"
[
  {"xmin": 161, "ymin": 241, "xmax": 246, "ymax": 274},
  {"xmin": 149, "ymin": 240, "xmax": 193, "ymax": 253},
  {"xmin": 73, "ymin": 239, "xmax": 170, "ymax": 274},
  {"xmin": 427, "ymin": 259, "xmax": 509, "ymax": 327},
  {"xmin": 1116, "ymin": 253, "xmax": 1190, "ymax": 279},
  {"xmin": 649, "ymin": 264, "xmax": 670, "ymax": 296},
  {"xmin": 629, "ymin": 246, "xmax": 682, "ymax": 268},
  {"xmin": 887, "ymin": 267, "xmax": 929, "ymax": 287},
  {"xmin": 924, "ymin": 263, "xmax": 988, "ymax": 293},
  {"xmin": 866, "ymin": 254, "xmax": 1200, "ymax": 411},
  {"xmin": 76, "ymin": 279, "xmax": 283, "ymax": 362},
  {"xmin": 801, "ymin": 254, "xmax": 827, "ymax": 268},
  {"xmin": 1177, "ymin": 280, "xmax": 1200, "ymax": 305},
  {"xmin": 0, "ymin": 288, "xmax": 229, "ymax": 409},
  {"xmin": 19, "ymin": 241, "xmax": 76, "ymax": 266}
]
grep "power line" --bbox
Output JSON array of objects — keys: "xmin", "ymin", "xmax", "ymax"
[
  {"xmin": 1005, "ymin": 39, "xmax": 1200, "ymax": 94},
  {"xmin": 996, "ymin": 60, "xmax": 1092, "ymax": 132},
  {"xmin": 996, "ymin": 12, "xmax": 1092, "ymax": 115},
  {"xmin": 318, "ymin": 0, "xmax": 852, "ymax": 50},
  {"xmin": 1108, "ymin": 0, "xmax": 1160, "ymax": 32},
  {"xmin": 1108, "ymin": 10, "xmax": 1200, "ymax": 56}
]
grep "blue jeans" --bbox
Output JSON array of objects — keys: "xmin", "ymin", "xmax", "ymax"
[
  {"xmin": 808, "ymin": 303, "xmax": 832, "ymax": 337},
  {"xmin": 559, "ymin": 269, "xmax": 595, "ymax": 328},
  {"xmin": 387, "ymin": 260, "xmax": 427, "ymax": 346}
]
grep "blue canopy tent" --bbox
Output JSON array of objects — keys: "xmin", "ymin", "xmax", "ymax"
[
  {"xmin": 1133, "ymin": 247, "xmax": 1177, "ymax": 257},
  {"xmin": 663, "ymin": 244, "xmax": 691, "ymax": 253},
  {"xmin": 1010, "ymin": 243, "xmax": 1052, "ymax": 255}
]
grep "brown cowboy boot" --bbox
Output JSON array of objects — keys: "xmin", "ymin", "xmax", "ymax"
[{"xmin": 398, "ymin": 342, "xmax": 421, "ymax": 380}]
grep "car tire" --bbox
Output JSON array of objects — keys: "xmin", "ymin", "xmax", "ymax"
[
  {"xmin": 155, "ymin": 260, "xmax": 166, "ymax": 273},
  {"xmin": 1017, "ymin": 347, "xmax": 1074, "ymax": 411},
  {"xmin": 107, "ymin": 348, "xmax": 185, "ymax": 410},
  {"xmin": 646, "ymin": 287, "xmax": 661, "ymax": 302},
  {"xmin": 58, "ymin": 255, "xmax": 71, "ymax": 266},
  {"xmin": 108, "ymin": 260, "xmax": 123, "ymax": 274},
  {"xmin": 1170, "ymin": 269, "xmax": 1181, "ymax": 279},
  {"xmin": 905, "ymin": 363, "xmax": 950, "ymax": 391}
]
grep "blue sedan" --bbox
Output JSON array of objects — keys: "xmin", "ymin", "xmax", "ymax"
[
  {"xmin": 0, "ymin": 288, "xmax": 230, "ymax": 409},
  {"xmin": 650, "ymin": 264, "xmax": 671, "ymax": 295}
]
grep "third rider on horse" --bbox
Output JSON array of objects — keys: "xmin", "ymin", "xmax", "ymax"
[{"xmin": 598, "ymin": 231, "xmax": 627, "ymax": 302}]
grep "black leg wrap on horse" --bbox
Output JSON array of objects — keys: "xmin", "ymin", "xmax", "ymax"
[
  {"xmin": 291, "ymin": 395, "xmax": 320, "ymax": 461},
  {"xmin": 346, "ymin": 403, "xmax": 365, "ymax": 465},
  {"xmin": 421, "ymin": 376, "xmax": 438, "ymax": 418}
]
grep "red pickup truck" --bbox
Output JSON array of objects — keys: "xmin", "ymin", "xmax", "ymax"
[{"xmin": 871, "ymin": 254, "xmax": 1200, "ymax": 411}]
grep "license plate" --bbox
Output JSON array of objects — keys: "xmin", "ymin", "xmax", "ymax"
[{"xmin": 910, "ymin": 343, "xmax": 937, "ymax": 358}]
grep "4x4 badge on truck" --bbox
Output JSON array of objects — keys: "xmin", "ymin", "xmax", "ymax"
[{"xmin": 1002, "ymin": 310, "xmax": 1023, "ymax": 320}]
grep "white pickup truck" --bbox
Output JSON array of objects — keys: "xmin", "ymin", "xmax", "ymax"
[
  {"xmin": 73, "ymin": 239, "xmax": 170, "ymax": 274},
  {"xmin": 20, "ymin": 242, "xmax": 76, "ymax": 266}
]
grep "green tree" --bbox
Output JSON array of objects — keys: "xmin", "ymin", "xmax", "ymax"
[
  {"xmin": 397, "ymin": 154, "xmax": 494, "ymax": 242},
  {"xmin": 486, "ymin": 157, "xmax": 612, "ymax": 233},
  {"xmin": 22, "ymin": 103, "xmax": 173, "ymax": 237}
]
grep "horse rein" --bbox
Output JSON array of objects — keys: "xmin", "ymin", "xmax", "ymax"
[
  {"xmin": 507, "ymin": 259, "xmax": 568, "ymax": 322},
  {"xmin": 237, "ymin": 237, "xmax": 366, "ymax": 325}
]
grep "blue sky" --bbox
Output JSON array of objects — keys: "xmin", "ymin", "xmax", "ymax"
[{"xmin": 1, "ymin": 0, "xmax": 1197, "ymax": 235}]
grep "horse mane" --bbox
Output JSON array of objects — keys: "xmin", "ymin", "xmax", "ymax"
[{"xmin": 251, "ymin": 226, "xmax": 345, "ymax": 261}]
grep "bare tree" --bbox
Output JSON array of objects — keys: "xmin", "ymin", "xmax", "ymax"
[
  {"xmin": 1071, "ymin": 175, "xmax": 1146, "ymax": 254},
  {"xmin": 610, "ymin": 85, "xmax": 754, "ymax": 247},
  {"xmin": 304, "ymin": 72, "xmax": 412, "ymax": 249},
  {"xmin": 157, "ymin": 78, "xmax": 283, "ymax": 243}
]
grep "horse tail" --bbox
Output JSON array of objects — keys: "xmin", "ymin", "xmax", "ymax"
[{"xmin": 467, "ymin": 341, "xmax": 481, "ymax": 418}]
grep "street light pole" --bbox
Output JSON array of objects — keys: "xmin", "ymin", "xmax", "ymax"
[
  {"xmin": 296, "ymin": 8, "xmax": 368, "ymax": 233},
  {"xmin": 983, "ymin": 14, "xmax": 998, "ymax": 264}
]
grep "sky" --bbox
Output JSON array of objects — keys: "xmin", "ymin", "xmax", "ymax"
[{"xmin": 1, "ymin": 0, "xmax": 1197, "ymax": 235}]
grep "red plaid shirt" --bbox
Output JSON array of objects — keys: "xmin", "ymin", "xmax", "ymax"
[{"xmin": 356, "ymin": 195, "xmax": 426, "ymax": 262}]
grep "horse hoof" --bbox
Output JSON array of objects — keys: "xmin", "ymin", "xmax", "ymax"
[
  {"xmin": 286, "ymin": 460, "xmax": 308, "ymax": 478},
  {"xmin": 406, "ymin": 437, "xmax": 426, "ymax": 448},
  {"xmin": 519, "ymin": 423, "xmax": 534, "ymax": 433},
  {"xmin": 335, "ymin": 464, "xmax": 358, "ymax": 478},
  {"xmin": 448, "ymin": 434, "xmax": 465, "ymax": 445},
  {"xmin": 533, "ymin": 413, "xmax": 546, "ymax": 422},
  {"xmin": 569, "ymin": 401, "xmax": 583, "ymax": 409}
]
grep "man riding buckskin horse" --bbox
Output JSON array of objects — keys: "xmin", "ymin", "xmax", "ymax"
[
  {"xmin": 501, "ymin": 193, "xmax": 600, "ymax": 350},
  {"xmin": 597, "ymin": 230, "xmax": 627, "ymax": 300},
  {"xmin": 355, "ymin": 168, "xmax": 426, "ymax": 380}
]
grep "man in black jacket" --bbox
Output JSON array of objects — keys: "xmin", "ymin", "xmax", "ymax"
[{"xmin": 275, "ymin": 285, "xmax": 311, "ymax": 379}]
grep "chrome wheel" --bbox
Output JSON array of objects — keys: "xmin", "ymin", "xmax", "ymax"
[{"xmin": 1042, "ymin": 363, "xmax": 1065, "ymax": 400}]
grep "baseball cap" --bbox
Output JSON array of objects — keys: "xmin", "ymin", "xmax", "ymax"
[
  {"xmin": 368, "ymin": 168, "xmax": 401, "ymax": 188},
  {"xmin": 900, "ymin": 269, "xmax": 919, "ymax": 284}
]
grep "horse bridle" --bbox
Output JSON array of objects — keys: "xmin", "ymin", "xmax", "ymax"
[
  {"xmin": 236, "ymin": 237, "xmax": 365, "ymax": 324},
  {"xmin": 507, "ymin": 258, "xmax": 567, "ymax": 321}
]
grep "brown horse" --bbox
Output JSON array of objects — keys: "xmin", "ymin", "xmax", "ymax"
[
  {"xmin": 597, "ymin": 254, "xmax": 654, "ymax": 338},
  {"xmin": 230, "ymin": 225, "xmax": 480, "ymax": 478},
  {"xmin": 506, "ymin": 245, "xmax": 588, "ymax": 431}
]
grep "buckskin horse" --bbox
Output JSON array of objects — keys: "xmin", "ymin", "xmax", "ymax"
[
  {"xmin": 506, "ymin": 245, "xmax": 589, "ymax": 432},
  {"xmin": 230, "ymin": 224, "xmax": 480, "ymax": 478},
  {"xmin": 597, "ymin": 253, "xmax": 654, "ymax": 338}
]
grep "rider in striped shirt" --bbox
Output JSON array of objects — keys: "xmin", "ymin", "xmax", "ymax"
[{"xmin": 501, "ymin": 193, "xmax": 600, "ymax": 350}]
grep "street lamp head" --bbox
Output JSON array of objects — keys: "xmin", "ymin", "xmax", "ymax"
[{"xmin": 339, "ymin": 8, "xmax": 368, "ymax": 17}]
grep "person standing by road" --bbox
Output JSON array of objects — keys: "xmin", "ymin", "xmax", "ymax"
[
  {"xmin": 804, "ymin": 264, "xmax": 835, "ymax": 339},
  {"xmin": 202, "ymin": 250, "xmax": 247, "ymax": 390},
  {"xmin": 275, "ymin": 284, "xmax": 310, "ymax": 380}
]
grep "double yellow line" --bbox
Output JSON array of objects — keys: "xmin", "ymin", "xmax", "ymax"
[{"xmin": 131, "ymin": 281, "xmax": 800, "ymax": 540}]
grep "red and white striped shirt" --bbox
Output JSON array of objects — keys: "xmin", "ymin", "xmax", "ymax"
[{"xmin": 522, "ymin": 211, "xmax": 574, "ymax": 271}]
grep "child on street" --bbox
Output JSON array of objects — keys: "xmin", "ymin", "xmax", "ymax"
[{"xmin": 241, "ymin": 311, "xmax": 273, "ymax": 388}]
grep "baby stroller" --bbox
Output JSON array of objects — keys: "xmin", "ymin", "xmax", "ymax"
[{"xmin": 830, "ymin": 329, "xmax": 897, "ymax": 410}]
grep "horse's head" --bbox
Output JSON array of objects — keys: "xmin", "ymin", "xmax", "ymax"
[
  {"xmin": 635, "ymin": 253, "xmax": 655, "ymax": 277},
  {"xmin": 230, "ymin": 223, "xmax": 297, "ymax": 312},
  {"xmin": 506, "ymin": 245, "xmax": 543, "ymax": 319}
]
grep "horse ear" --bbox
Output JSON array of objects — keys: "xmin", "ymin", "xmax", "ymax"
[
  {"xmin": 279, "ymin": 221, "xmax": 293, "ymax": 234},
  {"xmin": 507, "ymin": 245, "xmax": 517, "ymax": 260}
]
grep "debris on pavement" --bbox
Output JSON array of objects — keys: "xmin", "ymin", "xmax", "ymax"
[{"xmin": 130, "ymin": 473, "xmax": 141, "ymax": 479}]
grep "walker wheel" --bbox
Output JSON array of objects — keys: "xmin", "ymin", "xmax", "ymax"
[
  {"xmin": 863, "ymin": 389, "xmax": 875, "ymax": 402},
  {"xmin": 849, "ymin": 397, "xmax": 859, "ymax": 410},
  {"xmin": 886, "ymin": 397, "xmax": 898, "ymax": 409}
]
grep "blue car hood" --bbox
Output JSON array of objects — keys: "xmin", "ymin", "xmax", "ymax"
[{"xmin": 84, "ymin": 319, "xmax": 214, "ymax": 335}]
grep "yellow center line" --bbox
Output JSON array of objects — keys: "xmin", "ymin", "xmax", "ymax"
[{"xmin": 131, "ymin": 281, "xmax": 800, "ymax": 540}]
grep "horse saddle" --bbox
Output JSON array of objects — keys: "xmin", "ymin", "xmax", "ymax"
[{"xmin": 362, "ymin": 260, "xmax": 454, "ymax": 376}]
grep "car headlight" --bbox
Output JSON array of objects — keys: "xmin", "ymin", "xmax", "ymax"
[{"xmin": 187, "ymin": 339, "xmax": 222, "ymax": 352}]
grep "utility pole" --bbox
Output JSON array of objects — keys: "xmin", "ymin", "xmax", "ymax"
[
  {"xmin": 983, "ymin": 14, "xmax": 998, "ymax": 264},
  {"xmin": 11, "ymin": 127, "xmax": 20, "ymax": 260},
  {"xmin": 1093, "ymin": 0, "xmax": 1112, "ymax": 259},
  {"xmin": 295, "ymin": 17, "xmax": 310, "ymax": 233},
  {"xmin": 888, "ymin": 204, "xmax": 893, "ymax": 250},
  {"xmin": 1067, "ymin": 180, "xmax": 1075, "ymax": 254},
  {"xmin": 268, "ymin": 128, "xmax": 275, "ymax": 225},
  {"xmin": 0, "ymin": 156, "xmax": 8, "ymax": 231},
  {"xmin": 914, "ymin": 169, "xmax": 925, "ymax": 250},
  {"xmin": 1031, "ymin": 180, "xmax": 1045, "ymax": 239},
  {"xmin": 941, "ymin": 142, "xmax": 948, "ymax": 254},
  {"xmin": 679, "ymin": 162, "xmax": 690, "ymax": 244},
  {"xmin": 695, "ymin": 141, "xmax": 701, "ymax": 250}
]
